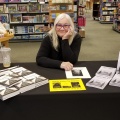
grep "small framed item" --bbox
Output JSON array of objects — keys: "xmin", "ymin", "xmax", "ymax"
[
  {"xmin": 34, "ymin": 24, "xmax": 44, "ymax": 33},
  {"xmin": 7, "ymin": 4, "xmax": 17, "ymax": 13},
  {"xmin": 10, "ymin": 13, "xmax": 22, "ymax": 23},
  {"xmin": 17, "ymin": 4, "xmax": 28, "ymax": 13}
]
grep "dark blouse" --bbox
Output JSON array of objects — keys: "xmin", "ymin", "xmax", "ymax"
[{"xmin": 36, "ymin": 33, "xmax": 82, "ymax": 68}]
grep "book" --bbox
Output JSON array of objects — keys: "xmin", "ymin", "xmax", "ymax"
[
  {"xmin": 17, "ymin": 4, "xmax": 28, "ymax": 13},
  {"xmin": 0, "ymin": 85, "xmax": 20, "ymax": 101},
  {"xmin": 0, "ymin": 5, "xmax": 4, "ymax": 13},
  {"xmin": 28, "ymin": 26, "xmax": 34, "ymax": 33},
  {"xmin": 0, "ymin": 66, "xmax": 48, "ymax": 100},
  {"xmin": 0, "ymin": 14, "xmax": 8, "ymax": 23},
  {"xmin": 34, "ymin": 24, "xmax": 44, "ymax": 33},
  {"xmin": 22, "ymin": 16, "xmax": 30, "ymax": 23},
  {"xmin": 41, "ymin": 4, "xmax": 49, "ymax": 12},
  {"xmin": 10, "ymin": 13, "xmax": 22, "ymax": 23},
  {"xmin": 7, "ymin": 4, "xmax": 17, "ymax": 13},
  {"xmin": 29, "ymin": 34, "xmax": 43, "ymax": 39},
  {"xmin": 22, "ymin": 35, "xmax": 29, "ymax": 39},
  {"xmin": 86, "ymin": 66, "xmax": 116, "ymax": 90},
  {"xmin": 49, "ymin": 79, "xmax": 86, "ymax": 92},
  {"xmin": 28, "ymin": 3, "xmax": 40, "ymax": 12},
  {"xmin": 0, "ymin": 0, "xmax": 8, "ymax": 2}
]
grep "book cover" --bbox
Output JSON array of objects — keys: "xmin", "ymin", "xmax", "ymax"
[
  {"xmin": 28, "ymin": 26, "xmax": 34, "ymax": 33},
  {"xmin": 28, "ymin": 3, "xmax": 40, "ymax": 12},
  {"xmin": 17, "ymin": 4, "xmax": 28, "ymax": 13},
  {"xmin": 29, "ymin": 34, "xmax": 43, "ymax": 39},
  {"xmin": 0, "ymin": 85, "xmax": 20, "ymax": 101},
  {"xmin": 0, "ymin": 14, "xmax": 8, "ymax": 23},
  {"xmin": 41, "ymin": 4, "xmax": 49, "ymax": 12},
  {"xmin": 60, "ymin": 5, "xmax": 67, "ymax": 10},
  {"xmin": 10, "ymin": 13, "xmax": 22, "ymax": 23},
  {"xmin": 34, "ymin": 24, "xmax": 44, "ymax": 33},
  {"xmin": 49, "ymin": 79, "xmax": 86, "ymax": 92},
  {"xmin": 7, "ymin": 4, "xmax": 17, "ymax": 13},
  {"xmin": 0, "ymin": 5, "xmax": 4, "ymax": 13},
  {"xmin": 22, "ymin": 16, "xmax": 30, "ymax": 23}
]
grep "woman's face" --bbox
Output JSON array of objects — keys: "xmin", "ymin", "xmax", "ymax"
[{"xmin": 55, "ymin": 18, "xmax": 70, "ymax": 37}]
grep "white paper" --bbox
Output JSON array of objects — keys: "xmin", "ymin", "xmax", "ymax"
[
  {"xmin": 65, "ymin": 67, "xmax": 91, "ymax": 79},
  {"xmin": 86, "ymin": 76, "xmax": 111, "ymax": 90},
  {"xmin": 96, "ymin": 66, "xmax": 116, "ymax": 78}
]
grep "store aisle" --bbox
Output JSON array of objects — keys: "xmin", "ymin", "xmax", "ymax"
[
  {"xmin": 79, "ymin": 10, "xmax": 120, "ymax": 61},
  {"xmin": 10, "ymin": 11, "xmax": 120, "ymax": 63}
]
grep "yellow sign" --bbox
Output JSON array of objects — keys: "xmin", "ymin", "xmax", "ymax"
[{"xmin": 49, "ymin": 79, "xmax": 86, "ymax": 92}]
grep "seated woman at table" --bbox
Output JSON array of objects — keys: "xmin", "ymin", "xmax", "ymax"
[{"xmin": 36, "ymin": 13, "xmax": 82, "ymax": 71}]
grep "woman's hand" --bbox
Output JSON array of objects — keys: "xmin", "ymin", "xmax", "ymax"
[
  {"xmin": 62, "ymin": 27, "xmax": 73, "ymax": 40},
  {"xmin": 60, "ymin": 62, "xmax": 73, "ymax": 71}
]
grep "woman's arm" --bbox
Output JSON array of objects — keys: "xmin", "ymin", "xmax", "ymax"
[
  {"xmin": 61, "ymin": 33, "xmax": 82, "ymax": 64},
  {"xmin": 36, "ymin": 35, "xmax": 62, "ymax": 68}
]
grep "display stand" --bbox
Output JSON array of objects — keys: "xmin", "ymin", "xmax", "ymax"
[{"xmin": 0, "ymin": 35, "xmax": 14, "ymax": 47}]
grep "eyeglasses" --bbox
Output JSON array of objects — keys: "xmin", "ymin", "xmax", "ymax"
[{"xmin": 56, "ymin": 24, "xmax": 70, "ymax": 30}]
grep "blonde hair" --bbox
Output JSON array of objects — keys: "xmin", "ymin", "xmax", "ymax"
[{"xmin": 48, "ymin": 13, "xmax": 76, "ymax": 51}]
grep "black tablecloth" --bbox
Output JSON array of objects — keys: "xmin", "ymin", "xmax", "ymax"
[{"xmin": 0, "ymin": 61, "xmax": 120, "ymax": 120}]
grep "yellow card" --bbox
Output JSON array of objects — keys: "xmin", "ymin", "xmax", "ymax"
[{"xmin": 49, "ymin": 79, "xmax": 86, "ymax": 92}]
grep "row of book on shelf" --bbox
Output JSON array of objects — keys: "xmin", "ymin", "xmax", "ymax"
[
  {"xmin": 0, "ymin": 0, "xmax": 48, "ymax": 3},
  {"xmin": 0, "ymin": 0, "xmax": 76, "ymax": 3},
  {"xmin": 0, "ymin": 3, "xmax": 49, "ymax": 13},
  {"xmin": 14, "ymin": 25, "xmax": 50, "ymax": 34},
  {"xmin": 100, "ymin": 15, "xmax": 114, "ymax": 21},
  {"xmin": 0, "ymin": 13, "xmax": 49, "ymax": 23},
  {"xmin": 0, "ymin": 4, "xmax": 77, "ymax": 13},
  {"xmin": 13, "ymin": 34, "xmax": 46, "ymax": 40}
]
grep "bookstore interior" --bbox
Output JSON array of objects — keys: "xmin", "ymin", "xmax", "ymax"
[
  {"xmin": 0, "ymin": 0, "xmax": 119, "ymax": 43},
  {"xmin": 0, "ymin": 0, "xmax": 120, "ymax": 100}
]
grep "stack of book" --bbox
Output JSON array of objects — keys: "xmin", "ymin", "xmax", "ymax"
[{"xmin": 0, "ymin": 66, "xmax": 48, "ymax": 100}]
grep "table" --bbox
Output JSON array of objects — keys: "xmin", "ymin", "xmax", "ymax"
[{"xmin": 0, "ymin": 61, "xmax": 120, "ymax": 120}]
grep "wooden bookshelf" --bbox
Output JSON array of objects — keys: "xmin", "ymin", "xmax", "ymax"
[{"xmin": 49, "ymin": 0, "xmax": 74, "ymax": 23}]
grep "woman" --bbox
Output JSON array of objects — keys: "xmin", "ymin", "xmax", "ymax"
[{"xmin": 36, "ymin": 13, "xmax": 82, "ymax": 71}]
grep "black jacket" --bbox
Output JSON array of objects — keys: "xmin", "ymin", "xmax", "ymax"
[{"xmin": 36, "ymin": 33, "xmax": 82, "ymax": 68}]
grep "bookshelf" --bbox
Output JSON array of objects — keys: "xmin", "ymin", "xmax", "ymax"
[
  {"xmin": 99, "ymin": 0, "xmax": 117, "ymax": 24},
  {"xmin": 112, "ymin": 1, "xmax": 120, "ymax": 33},
  {"xmin": 0, "ymin": 0, "xmax": 79, "ymax": 42},
  {"xmin": 0, "ymin": 0, "xmax": 50, "ymax": 42},
  {"xmin": 92, "ymin": 0, "xmax": 100, "ymax": 20},
  {"xmin": 48, "ymin": 0, "xmax": 78, "ymax": 31}
]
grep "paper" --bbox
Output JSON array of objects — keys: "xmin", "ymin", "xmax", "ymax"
[
  {"xmin": 65, "ymin": 67, "xmax": 91, "ymax": 79},
  {"xmin": 86, "ymin": 76, "xmax": 111, "ymax": 90},
  {"xmin": 49, "ymin": 79, "xmax": 86, "ymax": 92},
  {"xmin": 86, "ymin": 66, "xmax": 116, "ymax": 90}
]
